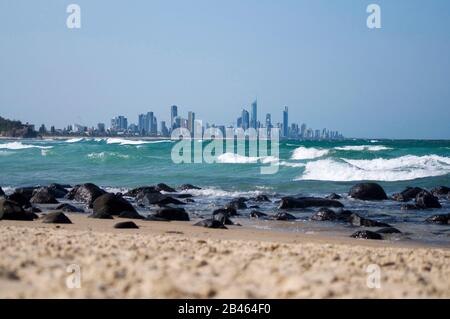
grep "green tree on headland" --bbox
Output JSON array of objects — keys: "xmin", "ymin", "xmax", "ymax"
[{"xmin": 0, "ymin": 116, "xmax": 37, "ymax": 138}]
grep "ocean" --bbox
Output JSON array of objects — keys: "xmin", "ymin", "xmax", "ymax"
[{"xmin": 1, "ymin": 137, "xmax": 449, "ymax": 246}]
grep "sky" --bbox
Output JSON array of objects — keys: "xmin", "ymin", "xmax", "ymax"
[{"xmin": 0, "ymin": 0, "xmax": 449, "ymax": 139}]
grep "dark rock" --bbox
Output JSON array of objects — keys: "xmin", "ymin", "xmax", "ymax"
[
  {"xmin": 392, "ymin": 187, "xmax": 424, "ymax": 202},
  {"xmin": 248, "ymin": 205, "xmax": 260, "ymax": 209},
  {"xmin": 88, "ymin": 211, "xmax": 113, "ymax": 219},
  {"xmin": 47, "ymin": 183, "xmax": 69, "ymax": 198},
  {"xmin": 124, "ymin": 186, "xmax": 159, "ymax": 197},
  {"xmin": 351, "ymin": 230, "xmax": 383, "ymax": 240},
  {"xmin": 326, "ymin": 193, "xmax": 342, "ymax": 200},
  {"xmin": 154, "ymin": 207, "xmax": 189, "ymax": 221},
  {"xmin": 114, "ymin": 221, "xmax": 139, "ymax": 229},
  {"xmin": 25, "ymin": 206, "xmax": 42, "ymax": 213},
  {"xmin": 92, "ymin": 193, "xmax": 136, "ymax": 216},
  {"xmin": 155, "ymin": 183, "xmax": 176, "ymax": 193},
  {"xmin": 448, "ymin": 192, "xmax": 450, "ymax": 201},
  {"xmin": 401, "ymin": 204, "xmax": 420, "ymax": 210},
  {"xmin": 179, "ymin": 184, "xmax": 201, "ymax": 191},
  {"xmin": 7, "ymin": 192, "xmax": 31, "ymax": 208},
  {"xmin": 194, "ymin": 219, "xmax": 227, "ymax": 229},
  {"xmin": 175, "ymin": 193, "xmax": 193, "ymax": 199},
  {"xmin": 376, "ymin": 227, "xmax": 402, "ymax": 234},
  {"xmin": 279, "ymin": 197, "xmax": 344, "ymax": 209},
  {"xmin": 271, "ymin": 212, "xmax": 296, "ymax": 221},
  {"xmin": 226, "ymin": 198, "xmax": 248, "ymax": 210},
  {"xmin": 251, "ymin": 195, "xmax": 271, "ymax": 202},
  {"xmin": 430, "ymin": 186, "xmax": 450, "ymax": 197},
  {"xmin": 212, "ymin": 212, "xmax": 234, "ymax": 225},
  {"xmin": 250, "ymin": 210, "xmax": 268, "ymax": 219},
  {"xmin": 425, "ymin": 214, "xmax": 450, "ymax": 225},
  {"xmin": 42, "ymin": 212, "xmax": 72, "ymax": 224},
  {"xmin": 349, "ymin": 213, "xmax": 391, "ymax": 228},
  {"xmin": 0, "ymin": 198, "xmax": 34, "ymax": 221},
  {"xmin": 310, "ymin": 208, "xmax": 338, "ymax": 221},
  {"xmin": 349, "ymin": 183, "xmax": 388, "ymax": 201},
  {"xmin": 136, "ymin": 192, "xmax": 185, "ymax": 207},
  {"xmin": 118, "ymin": 211, "xmax": 145, "ymax": 220},
  {"xmin": 13, "ymin": 187, "xmax": 37, "ymax": 201},
  {"xmin": 185, "ymin": 198, "xmax": 195, "ymax": 203},
  {"xmin": 213, "ymin": 207, "xmax": 239, "ymax": 217},
  {"xmin": 30, "ymin": 187, "xmax": 59, "ymax": 204},
  {"xmin": 415, "ymin": 191, "xmax": 441, "ymax": 209},
  {"xmin": 56, "ymin": 203, "xmax": 83, "ymax": 213},
  {"xmin": 145, "ymin": 215, "xmax": 170, "ymax": 222},
  {"xmin": 65, "ymin": 183, "xmax": 106, "ymax": 206},
  {"xmin": 0, "ymin": 187, "xmax": 4, "ymax": 197}
]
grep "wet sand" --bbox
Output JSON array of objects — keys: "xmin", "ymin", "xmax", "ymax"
[{"xmin": 0, "ymin": 214, "xmax": 449, "ymax": 298}]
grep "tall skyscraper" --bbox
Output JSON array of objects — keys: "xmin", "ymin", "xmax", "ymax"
[
  {"xmin": 160, "ymin": 121, "xmax": 169, "ymax": 137},
  {"xmin": 188, "ymin": 111, "xmax": 195, "ymax": 133},
  {"xmin": 242, "ymin": 109, "xmax": 250, "ymax": 130},
  {"xmin": 265, "ymin": 113, "xmax": 272, "ymax": 129},
  {"xmin": 283, "ymin": 107, "xmax": 289, "ymax": 138},
  {"xmin": 251, "ymin": 100, "xmax": 257, "ymax": 129},
  {"xmin": 171, "ymin": 105, "xmax": 178, "ymax": 130},
  {"xmin": 138, "ymin": 114, "xmax": 146, "ymax": 134},
  {"xmin": 146, "ymin": 112, "xmax": 154, "ymax": 135}
]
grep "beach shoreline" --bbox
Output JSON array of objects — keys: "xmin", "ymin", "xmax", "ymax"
[{"xmin": 0, "ymin": 214, "xmax": 449, "ymax": 299}]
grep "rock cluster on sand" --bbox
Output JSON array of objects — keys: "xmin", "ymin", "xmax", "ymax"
[
  {"xmin": 30, "ymin": 187, "xmax": 59, "ymax": 204},
  {"xmin": 0, "ymin": 198, "xmax": 36, "ymax": 221},
  {"xmin": 401, "ymin": 190, "xmax": 442, "ymax": 210},
  {"xmin": 279, "ymin": 197, "xmax": 344, "ymax": 209},
  {"xmin": 92, "ymin": 193, "xmax": 137, "ymax": 216},
  {"xmin": 114, "ymin": 221, "xmax": 139, "ymax": 229},
  {"xmin": 392, "ymin": 187, "xmax": 424, "ymax": 202},
  {"xmin": 351, "ymin": 230, "xmax": 383, "ymax": 240}
]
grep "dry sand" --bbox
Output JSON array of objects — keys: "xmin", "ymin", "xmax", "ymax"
[{"xmin": 0, "ymin": 214, "xmax": 449, "ymax": 298}]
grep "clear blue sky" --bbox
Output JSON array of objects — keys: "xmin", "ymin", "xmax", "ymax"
[{"xmin": 0, "ymin": 0, "xmax": 449, "ymax": 139}]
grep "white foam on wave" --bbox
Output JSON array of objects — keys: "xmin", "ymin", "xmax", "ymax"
[
  {"xmin": 87, "ymin": 152, "xmax": 130, "ymax": 160},
  {"xmin": 297, "ymin": 155, "xmax": 450, "ymax": 182},
  {"xmin": 216, "ymin": 153, "xmax": 278, "ymax": 164},
  {"xmin": 334, "ymin": 145, "xmax": 392, "ymax": 151},
  {"xmin": 184, "ymin": 187, "xmax": 273, "ymax": 198},
  {"xmin": 0, "ymin": 142, "xmax": 53, "ymax": 150},
  {"xmin": 291, "ymin": 147, "xmax": 329, "ymax": 160},
  {"xmin": 106, "ymin": 138, "xmax": 173, "ymax": 146},
  {"xmin": 279, "ymin": 161, "xmax": 306, "ymax": 168},
  {"xmin": 65, "ymin": 138, "xmax": 84, "ymax": 143}
]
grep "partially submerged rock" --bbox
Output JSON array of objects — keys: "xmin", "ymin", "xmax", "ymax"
[
  {"xmin": 136, "ymin": 192, "xmax": 185, "ymax": 207},
  {"xmin": 213, "ymin": 207, "xmax": 239, "ymax": 217},
  {"xmin": 425, "ymin": 214, "xmax": 450, "ymax": 225},
  {"xmin": 326, "ymin": 193, "xmax": 342, "ymax": 200},
  {"xmin": 155, "ymin": 183, "xmax": 176, "ymax": 193},
  {"xmin": 279, "ymin": 197, "xmax": 343, "ymax": 209},
  {"xmin": 124, "ymin": 186, "xmax": 159, "ymax": 197},
  {"xmin": 153, "ymin": 207, "xmax": 190, "ymax": 221},
  {"xmin": 251, "ymin": 195, "xmax": 271, "ymax": 202},
  {"xmin": 250, "ymin": 210, "xmax": 268, "ymax": 219},
  {"xmin": 376, "ymin": 227, "xmax": 402, "ymax": 234},
  {"xmin": 271, "ymin": 212, "xmax": 296, "ymax": 221},
  {"xmin": 194, "ymin": 219, "xmax": 227, "ymax": 229},
  {"xmin": 349, "ymin": 183, "xmax": 388, "ymax": 201},
  {"xmin": 179, "ymin": 184, "xmax": 201, "ymax": 191},
  {"xmin": 392, "ymin": 187, "xmax": 424, "ymax": 202},
  {"xmin": 430, "ymin": 186, "xmax": 450, "ymax": 197},
  {"xmin": 415, "ymin": 191, "xmax": 441, "ymax": 209},
  {"xmin": 226, "ymin": 198, "xmax": 248, "ymax": 210},
  {"xmin": 310, "ymin": 208, "xmax": 338, "ymax": 221},
  {"xmin": 349, "ymin": 213, "xmax": 391, "ymax": 228}
]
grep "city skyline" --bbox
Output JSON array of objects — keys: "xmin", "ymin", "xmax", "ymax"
[{"xmin": 32, "ymin": 100, "xmax": 343, "ymax": 141}]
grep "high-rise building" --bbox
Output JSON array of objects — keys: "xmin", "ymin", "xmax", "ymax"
[
  {"xmin": 251, "ymin": 100, "xmax": 257, "ymax": 129},
  {"xmin": 265, "ymin": 113, "xmax": 272, "ymax": 129},
  {"xmin": 242, "ymin": 109, "xmax": 250, "ymax": 130},
  {"xmin": 188, "ymin": 111, "xmax": 195, "ymax": 133},
  {"xmin": 97, "ymin": 123, "xmax": 105, "ymax": 133},
  {"xmin": 138, "ymin": 114, "xmax": 146, "ymax": 134},
  {"xmin": 171, "ymin": 105, "xmax": 178, "ymax": 130},
  {"xmin": 111, "ymin": 116, "xmax": 128, "ymax": 132},
  {"xmin": 160, "ymin": 121, "xmax": 169, "ymax": 137},
  {"xmin": 146, "ymin": 112, "xmax": 154, "ymax": 135},
  {"xmin": 282, "ymin": 107, "xmax": 288, "ymax": 138},
  {"xmin": 237, "ymin": 117, "xmax": 242, "ymax": 128},
  {"xmin": 300, "ymin": 123, "xmax": 307, "ymax": 138}
]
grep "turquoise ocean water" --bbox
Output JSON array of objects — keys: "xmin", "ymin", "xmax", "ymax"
[{"xmin": 1, "ymin": 137, "xmax": 449, "ymax": 246}]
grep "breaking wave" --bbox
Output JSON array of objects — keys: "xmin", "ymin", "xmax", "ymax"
[
  {"xmin": 297, "ymin": 155, "xmax": 450, "ymax": 182},
  {"xmin": 0, "ymin": 142, "xmax": 53, "ymax": 150},
  {"xmin": 334, "ymin": 145, "xmax": 392, "ymax": 151},
  {"xmin": 65, "ymin": 138, "xmax": 84, "ymax": 143},
  {"xmin": 217, "ymin": 153, "xmax": 278, "ymax": 164},
  {"xmin": 291, "ymin": 147, "xmax": 329, "ymax": 160},
  {"xmin": 87, "ymin": 152, "xmax": 130, "ymax": 160}
]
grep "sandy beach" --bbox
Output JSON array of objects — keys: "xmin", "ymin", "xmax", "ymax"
[{"xmin": 0, "ymin": 214, "xmax": 449, "ymax": 299}]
